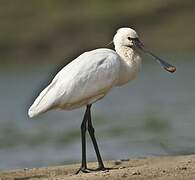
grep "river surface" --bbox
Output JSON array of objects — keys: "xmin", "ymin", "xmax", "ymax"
[{"xmin": 0, "ymin": 56, "xmax": 195, "ymax": 170}]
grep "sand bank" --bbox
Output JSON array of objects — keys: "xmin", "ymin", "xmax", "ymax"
[{"xmin": 1, "ymin": 155, "xmax": 195, "ymax": 180}]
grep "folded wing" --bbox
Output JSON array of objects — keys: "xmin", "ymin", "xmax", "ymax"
[{"xmin": 28, "ymin": 48, "xmax": 121, "ymax": 117}]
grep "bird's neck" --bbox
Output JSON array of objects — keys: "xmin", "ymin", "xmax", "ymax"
[
  {"xmin": 115, "ymin": 45, "xmax": 142, "ymax": 85},
  {"xmin": 115, "ymin": 45, "xmax": 139, "ymax": 64}
]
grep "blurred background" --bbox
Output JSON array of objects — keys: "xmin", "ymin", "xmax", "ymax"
[{"xmin": 0, "ymin": 0, "xmax": 195, "ymax": 170}]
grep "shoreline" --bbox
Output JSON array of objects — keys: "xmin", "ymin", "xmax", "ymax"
[{"xmin": 1, "ymin": 155, "xmax": 195, "ymax": 180}]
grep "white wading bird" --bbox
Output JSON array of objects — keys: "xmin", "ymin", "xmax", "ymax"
[{"xmin": 28, "ymin": 27, "xmax": 176, "ymax": 173}]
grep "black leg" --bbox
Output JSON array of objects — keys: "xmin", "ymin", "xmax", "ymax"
[
  {"xmin": 76, "ymin": 104, "xmax": 107, "ymax": 174},
  {"xmin": 76, "ymin": 106, "xmax": 90, "ymax": 174},
  {"xmin": 87, "ymin": 104, "xmax": 105, "ymax": 170}
]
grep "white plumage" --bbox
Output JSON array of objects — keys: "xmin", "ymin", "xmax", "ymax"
[
  {"xmin": 28, "ymin": 28, "xmax": 142, "ymax": 118},
  {"xmin": 28, "ymin": 27, "xmax": 176, "ymax": 173}
]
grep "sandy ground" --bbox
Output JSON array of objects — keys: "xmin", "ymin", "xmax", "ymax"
[{"xmin": 1, "ymin": 155, "xmax": 195, "ymax": 180}]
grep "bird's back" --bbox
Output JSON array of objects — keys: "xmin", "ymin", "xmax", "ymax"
[{"xmin": 28, "ymin": 48, "xmax": 121, "ymax": 117}]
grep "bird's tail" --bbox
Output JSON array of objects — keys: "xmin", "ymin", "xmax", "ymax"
[
  {"xmin": 28, "ymin": 104, "xmax": 44, "ymax": 118},
  {"xmin": 28, "ymin": 82, "xmax": 56, "ymax": 118}
]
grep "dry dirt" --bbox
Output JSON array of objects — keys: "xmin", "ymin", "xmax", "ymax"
[{"xmin": 1, "ymin": 155, "xmax": 195, "ymax": 180}]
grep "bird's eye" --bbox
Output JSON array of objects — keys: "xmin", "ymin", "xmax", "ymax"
[{"xmin": 128, "ymin": 37, "xmax": 138, "ymax": 41}]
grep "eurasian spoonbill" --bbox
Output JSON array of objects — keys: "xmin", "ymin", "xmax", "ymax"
[{"xmin": 28, "ymin": 27, "xmax": 176, "ymax": 173}]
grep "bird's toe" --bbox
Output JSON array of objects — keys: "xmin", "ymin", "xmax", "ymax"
[{"xmin": 75, "ymin": 167, "xmax": 92, "ymax": 174}]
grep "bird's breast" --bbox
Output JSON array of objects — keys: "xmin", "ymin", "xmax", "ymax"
[{"xmin": 117, "ymin": 53, "xmax": 142, "ymax": 86}]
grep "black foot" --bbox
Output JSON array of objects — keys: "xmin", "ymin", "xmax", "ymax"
[
  {"xmin": 75, "ymin": 167, "xmax": 91, "ymax": 174},
  {"xmin": 94, "ymin": 166, "xmax": 109, "ymax": 171},
  {"xmin": 76, "ymin": 166, "xmax": 110, "ymax": 174}
]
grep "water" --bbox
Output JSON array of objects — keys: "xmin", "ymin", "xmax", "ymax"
[{"xmin": 0, "ymin": 57, "xmax": 195, "ymax": 170}]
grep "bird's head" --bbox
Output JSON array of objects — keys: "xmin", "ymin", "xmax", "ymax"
[
  {"xmin": 113, "ymin": 27, "xmax": 176, "ymax": 73},
  {"xmin": 113, "ymin": 27, "xmax": 140, "ymax": 48}
]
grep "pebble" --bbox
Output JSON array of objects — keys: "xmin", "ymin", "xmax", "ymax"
[
  {"xmin": 132, "ymin": 171, "xmax": 141, "ymax": 175},
  {"xmin": 180, "ymin": 167, "xmax": 187, "ymax": 170},
  {"xmin": 114, "ymin": 160, "xmax": 122, "ymax": 165}
]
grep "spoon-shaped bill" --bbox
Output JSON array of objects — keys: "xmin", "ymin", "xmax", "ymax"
[
  {"xmin": 142, "ymin": 48, "xmax": 176, "ymax": 73},
  {"xmin": 135, "ymin": 39, "xmax": 176, "ymax": 73}
]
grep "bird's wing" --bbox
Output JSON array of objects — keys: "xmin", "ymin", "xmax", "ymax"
[{"xmin": 28, "ymin": 48, "xmax": 121, "ymax": 117}]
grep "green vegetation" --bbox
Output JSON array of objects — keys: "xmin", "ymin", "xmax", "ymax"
[{"xmin": 1, "ymin": 0, "xmax": 195, "ymax": 66}]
